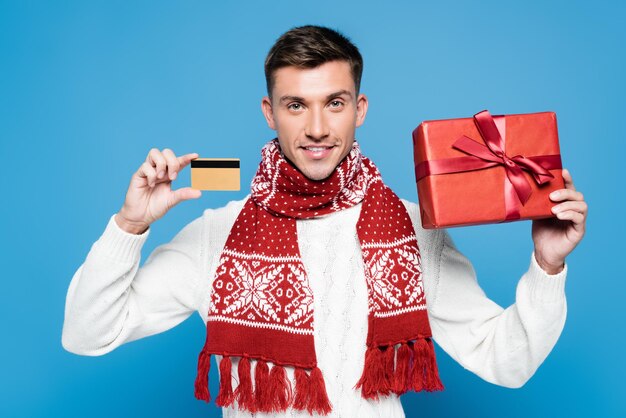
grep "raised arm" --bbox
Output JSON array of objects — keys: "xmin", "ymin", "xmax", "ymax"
[
  {"xmin": 427, "ymin": 230, "xmax": 568, "ymax": 388},
  {"xmin": 62, "ymin": 147, "xmax": 205, "ymax": 356}
]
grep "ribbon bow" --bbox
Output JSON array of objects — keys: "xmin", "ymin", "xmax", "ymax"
[{"xmin": 453, "ymin": 110, "xmax": 554, "ymax": 205}]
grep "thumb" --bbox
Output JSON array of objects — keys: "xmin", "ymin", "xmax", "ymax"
[{"xmin": 170, "ymin": 187, "xmax": 202, "ymax": 207}]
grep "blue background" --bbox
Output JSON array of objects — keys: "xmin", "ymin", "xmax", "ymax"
[{"xmin": 1, "ymin": 1, "xmax": 624, "ymax": 417}]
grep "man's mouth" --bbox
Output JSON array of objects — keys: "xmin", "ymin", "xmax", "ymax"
[{"xmin": 300, "ymin": 145, "xmax": 336, "ymax": 160}]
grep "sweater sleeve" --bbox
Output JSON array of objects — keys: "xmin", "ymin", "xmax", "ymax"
[
  {"xmin": 62, "ymin": 214, "xmax": 205, "ymax": 356},
  {"xmin": 427, "ymin": 230, "xmax": 568, "ymax": 388}
]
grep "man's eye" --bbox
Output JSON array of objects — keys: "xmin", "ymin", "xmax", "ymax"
[
  {"xmin": 329, "ymin": 100, "xmax": 344, "ymax": 108},
  {"xmin": 288, "ymin": 103, "xmax": 302, "ymax": 110}
]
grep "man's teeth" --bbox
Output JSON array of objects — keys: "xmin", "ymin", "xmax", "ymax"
[{"xmin": 305, "ymin": 147, "xmax": 330, "ymax": 151}]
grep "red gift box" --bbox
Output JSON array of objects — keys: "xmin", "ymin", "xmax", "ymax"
[{"xmin": 412, "ymin": 110, "xmax": 564, "ymax": 229}]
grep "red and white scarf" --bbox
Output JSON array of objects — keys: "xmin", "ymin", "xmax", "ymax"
[{"xmin": 195, "ymin": 139, "xmax": 443, "ymax": 414}]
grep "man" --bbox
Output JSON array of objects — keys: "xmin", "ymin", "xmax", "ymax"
[{"xmin": 62, "ymin": 25, "xmax": 587, "ymax": 417}]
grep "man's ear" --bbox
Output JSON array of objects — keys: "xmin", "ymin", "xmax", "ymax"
[
  {"xmin": 261, "ymin": 96, "xmax": 276, "ymax": 130},
  {"xmin": 355, "ymin": 93, "xmax": 369, "ymax": 128}
]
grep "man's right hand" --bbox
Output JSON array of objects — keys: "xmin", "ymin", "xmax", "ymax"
[{"xmin": 115, "ymin": 148, "xmax": 202, "ymax": 234}]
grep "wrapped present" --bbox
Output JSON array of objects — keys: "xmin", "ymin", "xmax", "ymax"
[{"xmin": 412, "ymin": 110, "xmax": 564, "ymax": 229}]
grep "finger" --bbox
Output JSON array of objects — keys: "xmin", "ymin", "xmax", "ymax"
[
  {"xmin": 170, "ymin": 187, "xmax": 202, "ymax": 207},
  {"xmin": 138, "ymin": 161, "xmax": 157, "ymax": 187},
  {"xmin": 562, "ymin": 168, "xmax": 576, "ymax": 191},
  {"xmin": 148, "ymin": 148, "xmax": 167, "ymax": 180},
  {"xmin": 555, "ymin": 210, "xmax": 585, "ymax": 232},
  {"xmin": 162, "ymin": 148, "xmax": 181, "ymax": 180},
  {"xmin": 178, "ymin": 153, "xmax": 200, "ymax": 170},
  {"xmin": 551, "ymin": 200, "xmax": 588, "ymax": 216},
  {"xmin": 550, "ymin": 188, "xmax": 584, "ymax": 202}
]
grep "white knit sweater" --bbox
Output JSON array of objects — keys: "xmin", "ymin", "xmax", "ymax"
[{"xmin": 62, "ymin": 197, "xmax": 568, "ymax": 418}]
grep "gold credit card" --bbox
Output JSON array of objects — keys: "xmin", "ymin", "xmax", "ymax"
[{"xmin": 190, "ymin": 158, "xmax": 240, "ymax": 191}]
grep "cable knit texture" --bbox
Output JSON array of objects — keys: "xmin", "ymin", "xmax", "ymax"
[{"xmin": 62, "ymin": 198, "xmax": 568, "ymax": 418}]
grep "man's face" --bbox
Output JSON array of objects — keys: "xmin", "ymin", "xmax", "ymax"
[{"xmin": 261, "ymin": 60, "xmax": 368, "ymax": 181}]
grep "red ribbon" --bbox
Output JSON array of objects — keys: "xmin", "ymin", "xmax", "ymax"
[{"xmin": 415, "ymin": 110, "xmax": 562, "ymax": 220}]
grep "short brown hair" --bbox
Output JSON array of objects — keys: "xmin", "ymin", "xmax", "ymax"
[{"xmin": 264, "ymin": 25, "xmax": 363, "ymax": 101}]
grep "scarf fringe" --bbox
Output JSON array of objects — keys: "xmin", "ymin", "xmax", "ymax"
[
  {"xmin": 293, "ymin": 367, "xmax": 311, "ymax": 410},
  {"xmin": 198, "ymin": 343, "xmax": 441, "ymax": 410},
  {"xmin": 356, "ymin": 339, "xmax": 444, "ymax": 399},
  {"xmin": 392, "ymin": 342, "xmax": 412, "ymax": 395},
  {"xmin": 355, "ymin": 345, "xmax": 388, "ymax": 399},
  {"xmin": 308, "ymin": 366, "xmax": 333, "ymax": 415},
  {"xmin": 194, "ymin": 350, "xmax": 211, "ymax": 402},
  {"xmin": 234, "ymin": 356, "xmax": 255, "ymax": 411},
  {"xmin": 268, "ymin": 362, "xmax": 292, "ymax": 411},
  {"xmin": 254, "ymin": 360, "xmax": 271, "ymax": 412},
  {"xmin": 412, "ymin": 338, "xmax": 444, "ymax": 392},
  {"xmin": 215, "ymin": 356, "xmax": 234, "ymax": 407},
  {"xmin": 383, "ymin": 345, "xmax": 395, "ymax": 393},
  {"xmin": 198, "ymin": 355, "xmax": 331, "ymax": 415}
]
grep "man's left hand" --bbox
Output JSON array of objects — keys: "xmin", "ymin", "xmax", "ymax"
[{"xmin": 531, "ymin": 168, "xmax": 587, "ymax": 274}]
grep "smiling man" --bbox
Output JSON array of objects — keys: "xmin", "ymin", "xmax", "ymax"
[
  {"xmin": 62, "ymin": 25, "xmax": 587, "ymax": 417},
  {"xmin": 261, "ymin": 60, "xmax": 367, "ymax": 181}
]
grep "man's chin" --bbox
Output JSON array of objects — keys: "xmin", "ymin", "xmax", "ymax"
[
  {"xmin": 282, "ymin": 155, "xmax": 335, "ymax": 181},
  {"xmin": 299, "ymin": 164, "xmax": 337, "ymax": 182}
]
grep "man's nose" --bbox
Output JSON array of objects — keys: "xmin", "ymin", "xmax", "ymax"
[{"xmin": 305, "ymin": 107, "xmax": 330, "ymax": 140}]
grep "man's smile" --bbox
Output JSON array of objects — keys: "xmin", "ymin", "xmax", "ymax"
[{"xmin": 299, "ymin": 144, "xmax": 337, "ymax": 160}]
